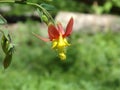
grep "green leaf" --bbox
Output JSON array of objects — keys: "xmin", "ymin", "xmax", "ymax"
[
  {"xmin": 8, "ymin": 43, "xmax": 15, "ymax": 53},
  {"xmin": 3, "ymin": 43, "xmax": 14, "ymax": 69},
  {"xmin": 3, "ymin": 52, "xmax": 12, "ymax": 69},
  {"xmin": 0, "ymin": 29, "xmax": 14, "ymax": 69},
  {"xmin": 1, "ymin": 30, "xmax": 12, "ymax": 54},
  {"xmin": 40, "ymin": 3, "xmax": 56, "ymax": 11},
  {"xmin": 0, "ymin": 15, "xmax": 7, "ymax": 25},
  {"xmin": 1, "ymin": 35, "xmax": 9, "ymax": 54},
  {"xmin": 1, "ymin": 30, "xmax": 14, "ymax": 54}
]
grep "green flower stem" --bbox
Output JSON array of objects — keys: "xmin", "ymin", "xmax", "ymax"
[
  {"xmin": 0, "ymin": 0, "xmax": 55, "ymax": 24},
  {"xmin": 26, "ymin": 2, "xmax": 55, "ymax": 24}
]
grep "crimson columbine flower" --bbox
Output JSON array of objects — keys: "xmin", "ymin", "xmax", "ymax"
[{"xmin": 33, "ymin": 17, "xmax": 74, "ymax": 60}]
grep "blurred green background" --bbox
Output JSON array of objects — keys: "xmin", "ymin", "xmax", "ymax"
[
  {"xmin": 1, "ymin": 0, "xmax": 120, "ymax": 15},
  {"xmin": 0, "ymin": 0, "xmax": 120, "ymax": 90}
]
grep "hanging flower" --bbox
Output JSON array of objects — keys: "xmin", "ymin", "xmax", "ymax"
[{"xmin": 33, "ymin": 17, "xmax": 74, "ymax": 60}]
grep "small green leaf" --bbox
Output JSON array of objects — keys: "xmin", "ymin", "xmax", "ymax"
[
  {"xmin": 0, "ymin": 15, "xmax": 7, "ymax": 25},
  {"xmin": 1, "ymin": 35, "xmax": 9, "ymax": 54},
  {"xmin": 40, "ymin": 3, "xmax": 56, "ymax": 11},
  {"xmin": 8, "ymin": 43, "xmax": 15, "ymax": 53},
  {"xmin": 1, "ymin": 30, "xmax": 12, "ymax": 54},
  {"xmin": 1, "ymin": 29, "xmax": 14, "ymax": 69},
  {"xmin": 3, "ymin": 44, "xmax": 14, "ymax": 69},
  {"xmin": 3, "ymin": 52, "xmax": 12, "ymax": 69}
]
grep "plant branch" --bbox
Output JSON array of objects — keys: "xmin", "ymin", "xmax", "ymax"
[
  {"xmin": 0, "ymin": 0, "xmax": 55, "ymax": 24},
  {"xmin": 26, "ymin": 2, "xmax": 55, "ymax": 24}
]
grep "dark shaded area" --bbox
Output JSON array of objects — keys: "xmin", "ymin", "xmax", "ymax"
[
  {"xmin": 74, "ymin": 0, "xmax": 120, "ymax": 15},
  {"xmin": 3, "ymin": 15, "xmax": 41, "ymax": 23},
  {"xmin": 110, "ymin": 6, "xmax": 120, "ymax": 15}
]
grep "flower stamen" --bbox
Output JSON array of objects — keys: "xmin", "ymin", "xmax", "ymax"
[{"xmin": 52, "ymin": 35, "xmax": 70, "ymax": 60}]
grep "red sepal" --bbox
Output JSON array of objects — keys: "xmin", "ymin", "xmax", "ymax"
[
  {"xmin": 48, "ymin": 24, "xmax": 59, "ymax": 40},
  {"xmin": 57, "ymin": 23, "xmax": 65, "ymax": 35},
  {"xmin": 64, "ymin": 17, "xmax": 74, "ymax": 37},
  {"xmin": 33, "ymin": 33, "xmax": 49, "ymax": 42}
]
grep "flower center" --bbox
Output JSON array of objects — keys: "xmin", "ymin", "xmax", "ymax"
[{"xmin": 52, "ymin": 35, "xmax": 70, "ymax": 60}]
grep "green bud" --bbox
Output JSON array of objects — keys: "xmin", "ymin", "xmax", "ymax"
[
  {"xmin": 1, "ymin": 35, "xmax": 9, "ymax": 54},
  {"xmin": 41, "ymin": 15, "xmax": 49, "ymax": 24}
]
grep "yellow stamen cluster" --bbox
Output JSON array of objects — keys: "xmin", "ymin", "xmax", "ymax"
[{"xmin": 52, "ymin": 35, "xmax": 70, "ymax": 60}]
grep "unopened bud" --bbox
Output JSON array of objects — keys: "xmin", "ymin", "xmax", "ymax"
[
  {"xmin": 41, "ymin": 15, "xmax": 49, "ymax": 24},
  {"xmin": 59, "ymin": 52, "xmax": 66, "ymax": 60}
]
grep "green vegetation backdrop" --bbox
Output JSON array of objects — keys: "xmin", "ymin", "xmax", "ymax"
[
  {"xmin": 0, "ymin": 22, "xmax": 120, "ymax": 90},
  {"xmin": 1, "ymin": 0, "xmax": 120, "ymax": 15},
  {"xmin": 0, "ymin": 0, "xmax": 120, "ymax": 90}
]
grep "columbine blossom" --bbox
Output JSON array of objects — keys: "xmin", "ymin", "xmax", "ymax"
[{"xmin": 33, "ymin": 17, "xmax": 74, "ymax": 60}]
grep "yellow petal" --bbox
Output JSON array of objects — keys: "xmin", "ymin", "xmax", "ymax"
[
  {"xmin": 57, "ymin": 35, "xmax": 69, "ymax": 48},
  {"xmin": 52, "ymin": 40, "xmax": 58, "ymax": 49},
  {"xmin": 51, "ymin": 35, "xmax": 70, "ymax": 60},
  {"xmin": 59, "ymin": 52, "xmax": 66, "ymax": 60}
]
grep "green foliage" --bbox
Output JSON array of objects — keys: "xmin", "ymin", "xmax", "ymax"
[
  {"xmin": 40, "ymin": 3, "xmax": 56, "ymax": 11},
  {"xmin": 0, "ymin": 0, "xmax": 55, "ymax": 68},
  {"xmin": 0, "ymin": 15, "xmax": 7, "ymax": 25},
  {"xmin": 92, "ymin": 1, "xmax": 113, "ymax": 14},
  {"xmin": 51, "ymin": 0, "xmax": 120, "ymax": 14},
  {"xmin": 0, "ymin": 29, "xmax": 15, "ymax": 69},
  {"xmin": 1, "ymin": 0, "xmax": 120, "ymax": 16},
  {"xmin": 0, "ymin": 22, "xmax": 120, "ymax": 90}
]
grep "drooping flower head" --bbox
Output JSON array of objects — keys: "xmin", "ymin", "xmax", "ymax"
[{"xmin": 33, "ymin": 17, "xmax": 74, "ymax": 60}]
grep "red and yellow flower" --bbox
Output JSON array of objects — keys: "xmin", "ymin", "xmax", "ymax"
[{"xmin": 33, "ymin": 17, "xmax": 74, "ymax": 60}]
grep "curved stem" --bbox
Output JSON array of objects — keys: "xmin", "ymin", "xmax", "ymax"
[
  {"xmin": 26, "ymin": 2, "xmax": 55, "ymax": 24},
  {"xmin": 0, "ymin": 0, "xmax": 55, "ymax": 24}
]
